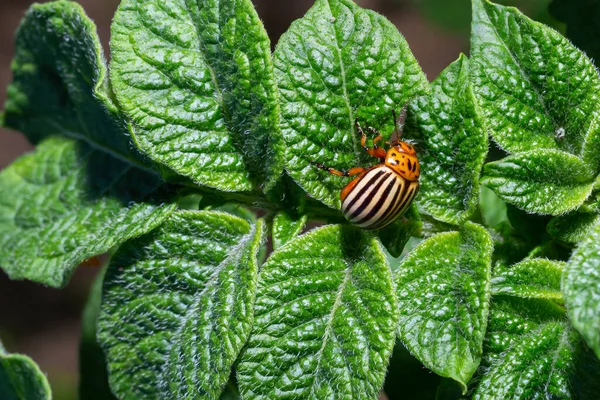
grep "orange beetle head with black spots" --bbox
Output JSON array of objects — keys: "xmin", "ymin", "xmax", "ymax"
[{"xmin": 385, "ymin": 141, "xmax": 420, "ymax": 181}]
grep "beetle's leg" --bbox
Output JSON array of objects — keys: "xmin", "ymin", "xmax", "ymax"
[
  {"xmin": 345, "ymin": 167, "xmax": 366, "ymax": 177},
  {"xmin": 356, "ymin": 119, "xmax": 368, "ymax": 150},
  {"xmin": 312, "ymin": 162, "xmax": 365, "ymax": 177},
  {"xmin": 365, "ymin": 126, "xmax": 388, "ymax": 159},
  {"xmin": 356, "ymin": 119, "xmax": 387, "ymax": 159},
  {"xmin": 366, "ymin": 127, "xmax": 388, "ymax": 148}
]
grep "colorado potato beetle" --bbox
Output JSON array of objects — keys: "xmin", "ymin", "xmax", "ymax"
[{"xmin": 314, "ymin": 110, "xmax": 420, "ymax": 230}]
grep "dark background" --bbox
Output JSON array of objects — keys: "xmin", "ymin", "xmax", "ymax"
[{"xmin": 0, "ymin": 0, "xmax": 557, "ymax": 398}]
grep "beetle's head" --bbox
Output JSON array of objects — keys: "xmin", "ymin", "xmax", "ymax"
[{"xmin": 385, "ymin": 141, "xmax": 420, "ymax": 181}]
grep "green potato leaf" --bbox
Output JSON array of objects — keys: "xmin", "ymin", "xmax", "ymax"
[
  {"xmin": 98, "ymin": 211, "xmax": 265, "ymax": 399},
  {"xmin": 0, "ymin": 1, "xmax": 175, "ymax": 288},
  {"xmin": 482, "ymin": 149, "xmax": 595, "ymax": 215},
  {"xmin": 395, "ymin": 222, "xmax": 493, "ymax": 392},
  {"xmin": 406, "ymin": 54, "xmax": 488, "ymax": 225},
  {"xmin": 110, "ymin": 0, "xmax": 284, "ymax": 193},
  {"xmin": 237, "ymin": 225, "xmax": 398, "ymax": 399},
  {"xmin": 0, "ymin": 341, "xmax": 51, "ymax": 400},
  {"xmin": 491, "ymin": 258, "xmax": 564, "ymax": 302},
  {"xmin": 271, "ymin": 211, "xmax": 307, "ymax": 250},
  {"xmin": 563, "ymin": 222, "xmax": 600, "ymax": 358},
  {"xmin": 476, "ymin": 296, "xmax": 600, "ymax": 399},
  {"xmin": 276, "ymin": 0, "xmax": 428, "ymax": 208},
  {"xmin": 471, "ymin": 0, "xmax": 600, "ymax": 172},
  {"xmin": 2, "ymin": 0, "xmax": 137, "ymax": 160},
  {"xmin": 0, "ymin": 137, "xmax": 175, "ymax": 287}
]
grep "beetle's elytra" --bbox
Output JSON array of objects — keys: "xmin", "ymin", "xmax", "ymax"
[{"xmin": 314, "ymin": 110, "xmax": 420, "ymax": 230}]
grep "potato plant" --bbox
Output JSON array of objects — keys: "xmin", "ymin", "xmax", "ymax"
[{"xmin": 1, "ymin": 0, "xmax": 599, "ymax": 399}]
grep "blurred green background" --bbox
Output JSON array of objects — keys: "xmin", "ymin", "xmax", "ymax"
[{"xmin": 0, "ymin": 0, "xmax": 557, "ymax": 399}]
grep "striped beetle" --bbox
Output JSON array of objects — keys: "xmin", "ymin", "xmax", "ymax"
[{"xmin": 314, "ymin": 109, "xmax": 419, "ymax": 230}]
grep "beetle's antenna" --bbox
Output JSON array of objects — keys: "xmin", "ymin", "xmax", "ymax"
[
  {"xmin": 391, "ymin": 104, "xmax": 408, "ymax": 144},
  {"xmin": 391, "ymin": 109, "xmax": 399, "ymax": 144},
  {"xmin": 397, "ymin": 103, "xmax": 408, "ymax": 139}
]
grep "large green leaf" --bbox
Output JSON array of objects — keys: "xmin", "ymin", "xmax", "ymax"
[
  {"xmin": 491, "ymin": 258, "xmax": 564, "ymax": 302},
  {"xmin": 0, "ymin": 137, "xmax": 174, "ymax": 287},
  {"xmin": 2, "ymin": 1, "xmax": 135, "ymax": 159},
  {"xmin": 482, "ymin": 149, "xmax": 594, "ymax": 215},
  {"xmin": 110, "ymin": 0, "xmax": 284, "ymax": 193},
  {"xmin": 275, "ymin": 0, "xmax": 429, "ymax": 208},
  {"xmin": 406, "ymin": 54, "xmax": 487, "ymax": 225},
  {"xmin": 237, "ymin": 225, "xmax": 398, "ymax": 399},
  {"xmin": 98, "ymin": 211, "xmax": 265, "ymax": 399},
  {"xmin": 0, "ymin": 1, "xmax": 175, "ymax": 288},
  {"xmin": 549, "ymin": 0, "xmax": 600, "ymax": 68},
  {"xmin": 471, "ymin": 0, "xmax": 600, "ymax": 171},
  {"xmin": 395, "ymin": 222, "xmax": 493, "ymax": 391},
  {"xmin": 0, "ymin": 340, "xmax": 51, "ymax": 400},
  {"xmin": 476, "ymin": 296, "xmax": 600, "ymax": 399},
  {"xmin": 563, "ymin": 222, "xmax": 600, "ymax": 358}
]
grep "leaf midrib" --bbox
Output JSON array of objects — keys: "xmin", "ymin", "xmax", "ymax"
[
  {"xmin": 543, "ymin": 324, "xmax": 571, "ymax": 394},
  {"xmin": 126, "ymin": 0, "xmax": 230, "ymax": 137},
  {"xmin": 183, "ymin": 3, "xmax": 229, "ymax": 123},
  {"xmin": 450, "ymin": 239, "xmax": 472, "ymax": 383},
  {"xmin": 159, "ymin": 223, "xmax": 255, "ymax": 395},
  {"xmin": 307, "ymin": 257, "xmax": 353, "ymax": 398},
  {"xmin": 324, "ymin": 0, "xmax": 358, "ymax": 160}
]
